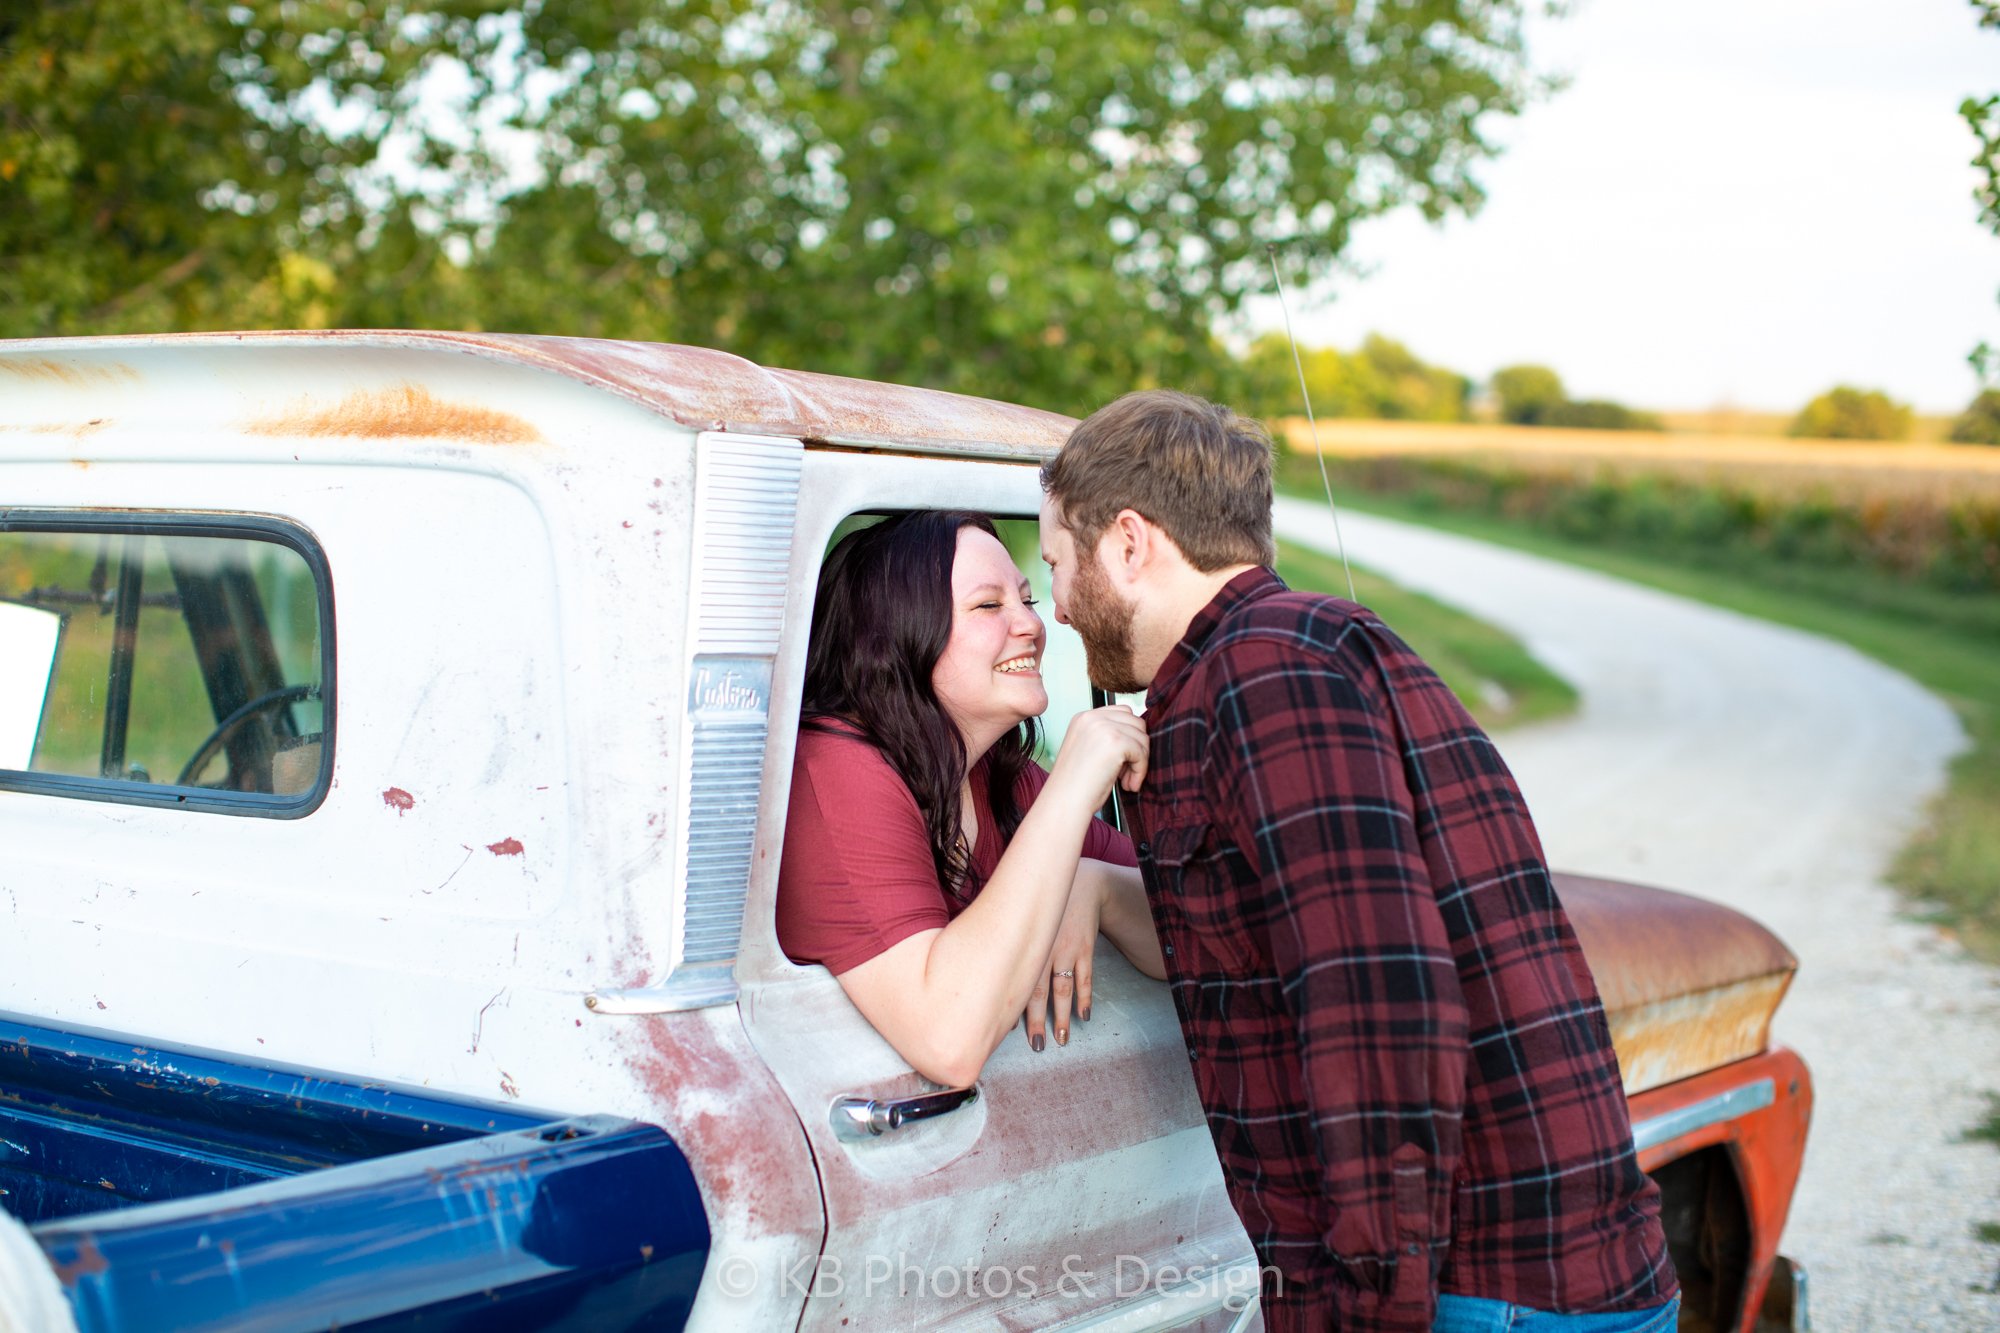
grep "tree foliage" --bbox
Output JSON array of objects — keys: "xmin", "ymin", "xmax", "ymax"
[
  {"xmin": 1487, "ymin": 363, "xmax": 1659, "ymax": 431},
  {"xmin": 1789, "ymin": 386, "xmax": 1913, "ymax": 441},
  {"xmin": 3, "ymin": 1, "xmax": 1541, "ymax": 412},
  {"xmin": 0, "ymin": 2, "xmax": 507, "ymax": 336},
  {"xmin": 1950, "ymin": 388, "xmax": 2000, "ymax": 445},
  {"xmin": 1542, "ymin": 399, "xmax": 1662, "ymax": 431},
  {"xmin": 1965, "ymin": 0, "xmax": 2000, "ymax": 380},
  {"xmin": 1237, "ymin": 331, "xmax": 1469, "ymax": 422},
  {"xmin": 1489, "ymin": 363, "xmax": 1564, "ymax": 424}
]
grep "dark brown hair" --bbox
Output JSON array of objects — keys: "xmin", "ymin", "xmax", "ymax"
[
  {"xmin": 1040, "ymin": 389, "xmax": 1276, "ymax": 569},
  {"xmin": 801, "ymin": 510, "xmax": 1037, "ymax": 896}
]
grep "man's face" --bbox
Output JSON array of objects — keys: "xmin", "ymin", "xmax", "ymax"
[{"xmin": 1040, "ymin": 496, "xmax": 1146, "ymax": 694}]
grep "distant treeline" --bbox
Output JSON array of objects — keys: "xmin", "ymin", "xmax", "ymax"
[
  {"xmin": 1233, "ymin": 342, "xmax": 2000, "ymax": 445},
  {"xmin": 1228, "ymin": 336, "xmax": 1662, "ymax": 431}
]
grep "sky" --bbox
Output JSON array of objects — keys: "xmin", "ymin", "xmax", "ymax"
[{"xmin": 1243, "ymin": 0, "xmax": 2000, "ymax": 414}]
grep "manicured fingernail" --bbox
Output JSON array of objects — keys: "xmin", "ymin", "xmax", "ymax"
[
  {"xmin": 1031, "ymin": 1034, "xmax": 1045, "ymax": 1053},
  {"xmin": 1079, "ymin": 1005, "xmax": 1091, "ymax": 1022},
  {"xmin": 1056, "ymin": 1027, "xmax": 1068, "ymax": 1046}
]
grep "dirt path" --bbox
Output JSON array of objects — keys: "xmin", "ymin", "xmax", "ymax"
[{"xmin": 1273, "ymin": 497, "xmax": 2000, "ymax": 1329}]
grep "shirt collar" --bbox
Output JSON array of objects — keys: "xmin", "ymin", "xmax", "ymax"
[{"xmin": 1145, "ymin": 566, "xmax": 1288, "ymax": 713}]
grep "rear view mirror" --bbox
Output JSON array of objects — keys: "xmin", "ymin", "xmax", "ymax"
[{"xmin": 0, "ymin": 603, "xmax": 62, "ymax": 770}]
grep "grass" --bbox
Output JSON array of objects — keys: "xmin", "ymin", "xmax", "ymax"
[
  {"xmin": 1273, "ymin": 537, "xmax": 1578, "ymax": 732},
  {"xmin": 1968, "ymin": 1095, "xmax": 2000, "ymax": 1149},
  {"xmin": 1280, "ymin": 481, "xmax": 2000, "ymax": 963}
]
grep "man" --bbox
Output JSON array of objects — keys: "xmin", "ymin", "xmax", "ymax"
[{"xmin": 1038, "ymin": 390, "xmax": 1677, "ymax": 1333}]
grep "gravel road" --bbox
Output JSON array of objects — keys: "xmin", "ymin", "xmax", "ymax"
[{"xmin": 1273, "ymin": 497, "xmax": 2000, "ymax": 1330}]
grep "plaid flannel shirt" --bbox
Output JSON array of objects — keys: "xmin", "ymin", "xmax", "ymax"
[{"xmin": 1131, "ymin": 568, "xmax": 1675, "ymax": 1332}]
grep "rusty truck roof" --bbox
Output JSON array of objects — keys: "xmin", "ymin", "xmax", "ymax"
[{"xmin": 0, "ymin": 329, "xmax": 1078, "ymax": 459}]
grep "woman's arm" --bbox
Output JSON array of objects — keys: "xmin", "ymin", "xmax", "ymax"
[{"xmin": 832, "ymin": 706, "xmax": 1148, "ymax": 1088}]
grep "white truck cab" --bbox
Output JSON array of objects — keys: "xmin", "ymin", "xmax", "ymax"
[{"xmin": 0, "ymin": 332, "xmax": 1809, "ymax": 1333}]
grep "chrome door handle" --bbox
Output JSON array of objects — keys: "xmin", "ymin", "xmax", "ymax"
[{"xmin": 830, "ymin": 1086, "xmax": 979, "ymax": 1141}]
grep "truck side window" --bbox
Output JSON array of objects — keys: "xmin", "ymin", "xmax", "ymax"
[{"xmin": 0, "ymin": 521, "xmax": 331, "ymax": 815}]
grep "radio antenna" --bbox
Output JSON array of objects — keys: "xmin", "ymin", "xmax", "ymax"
[{"xmin": 1266, "ymin": 242, "xmax": 1356, "ymax": 601}]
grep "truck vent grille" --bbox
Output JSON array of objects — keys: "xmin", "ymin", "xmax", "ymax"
[{"xmin": 672, "ymin": 433, "xmax": 802, "ymax": 995}]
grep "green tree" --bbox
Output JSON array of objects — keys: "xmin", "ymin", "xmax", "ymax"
[
  {"xmin": 1235, "ymin": 332, "xmax": 1471, "ymax": 424},
  {"xmin": 1789, "ymin": 386, "xmax": 1913, "ymax": 441},
  {"xmin": 1950, "ymin": 388, "xmax": 2000, "ymax": 445},
  {"xmin": 1544, "ymin": 399, "xmax": 1663, "ymax": 431},
  {"xmin": 1966, "ymin": 0, "xmax": 2000, "ymax": 380},
  {"xmin": 4, "ymin": 2, "xmax": 1543, "ymax": 413},
  {"xmin": 1490, "ymin": 363, "xmax": 1566, "ymax": 425},
  {"xmin": 1355, "ymin": 334, "xmax": 1470, "ymax": 421},
  {"xmin": 0, "ymin": 2, "xmax": 507, "ymax": 337}
]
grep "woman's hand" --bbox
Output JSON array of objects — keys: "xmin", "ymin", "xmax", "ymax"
[
  {"xmin": 1045, "ymin": 705, "xmax": 1148, "ymax": 806},
  {"xmin": 1024, "ymin": 870, "xmax": 1104, "ymax": 1051}
]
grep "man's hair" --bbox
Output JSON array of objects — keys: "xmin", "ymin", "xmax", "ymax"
[{"xmin": 1040, "ymin": 389, "xmax": 1276, "ymax": 569}]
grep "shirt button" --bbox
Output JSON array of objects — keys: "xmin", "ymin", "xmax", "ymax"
[
  {"xmin": 1162, "ymin": 943, "xmax": 1175, "ymax": 958},
  {"xmin": 1403, "ymin": 1243, "xmax": 1422, "ymax": 1257},
  {"xmin": 1137, "ymin": 841, "xmax": 1151, "ymax": 856},
  {"xmin": 1187, "ymin": 1046, "xmax": 1199, "ymax": 1062}
]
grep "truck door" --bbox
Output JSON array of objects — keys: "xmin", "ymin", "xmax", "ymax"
[{"xmin": 733, "ymin": 451, "xmax": 1261, "ymax": 1331}]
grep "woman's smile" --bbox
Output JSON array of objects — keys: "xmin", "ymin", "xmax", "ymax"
[{"xmin": 932, "ymin": 528, "xmax": 1049, "ymax": 749}]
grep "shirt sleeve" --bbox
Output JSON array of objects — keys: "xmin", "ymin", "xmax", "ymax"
[
  {"xmin": 1203, "ymin": 634, "xmax": 1468, "ymax": 1332},
  {"xmin": 775, "ymin": 728, "xmax": 952, "ymax": 975}
]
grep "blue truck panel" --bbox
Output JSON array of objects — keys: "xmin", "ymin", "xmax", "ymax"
[{"xmin": 0, "ymin": 1017, "xmax": 711, "ymax": 1331}]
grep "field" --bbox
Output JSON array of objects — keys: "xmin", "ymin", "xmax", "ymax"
[
  {"xmin": 1278, "ymin": 418, "xmax": 2000, "ymax": 503},
  {"xmin": 1653, "ymin": 408, "xmax": 1957, "ymax": 443},
  {"xmin": 1270, "ymin": 419, "xmax": 2000, "ymax": 960}
]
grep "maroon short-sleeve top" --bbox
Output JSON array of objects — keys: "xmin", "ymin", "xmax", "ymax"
[{"xmin": 777, "ymin": 719, "xmax": 1137, "ymax": 975}]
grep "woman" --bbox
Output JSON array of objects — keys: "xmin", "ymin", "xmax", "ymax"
[{"xmin": 776, "ymin": 510, "xmax": 1165, "ymax": 1088}]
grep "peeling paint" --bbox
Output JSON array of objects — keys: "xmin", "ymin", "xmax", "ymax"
[
  {"xmin": 487, "ymin": 837, "xmax": 524, "ymax": 857},
  {"xmin": 382, "ymin": 787, "xmax": 416, "ymax": 814},
  {"xmin": 243, "ymin": 383, "xmax": 544, "ymax": 445}
]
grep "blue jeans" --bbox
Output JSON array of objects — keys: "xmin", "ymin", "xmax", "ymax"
[{"xmin": 1431, "ymin": 1293, "xmax": 1681, "ymax": 1333}]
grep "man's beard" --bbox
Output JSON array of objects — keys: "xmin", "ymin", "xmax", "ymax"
[{"xmin": 1068, "ymin": 554, "xmax": 1147, "ymax": 694}]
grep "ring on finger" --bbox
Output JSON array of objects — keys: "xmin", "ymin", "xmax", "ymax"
[{"xmin": 1054, "ymin": 969, "xmax": 1075, "ymax": 979}]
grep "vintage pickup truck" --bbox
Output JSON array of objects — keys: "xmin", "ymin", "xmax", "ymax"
[{"xmin": 0, "ymin": 331, "xmax": 1809, "ymax": 1332}]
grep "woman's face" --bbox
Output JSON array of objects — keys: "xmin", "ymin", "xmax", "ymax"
[{"xmin": 931, "ymin": 526, "xmax": 1048, "ymax": 749}]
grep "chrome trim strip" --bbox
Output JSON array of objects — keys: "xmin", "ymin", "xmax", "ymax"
[
  {"xmin": 1630, "ymin": 1076, "xmax": 1776, "ymax": 1153},
  {"xmin": 655, "ymin": 432, "xmax": 803, "ymax": 1009}
]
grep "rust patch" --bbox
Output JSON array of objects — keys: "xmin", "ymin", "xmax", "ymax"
[
  {"xmin": 1558, "ymin": 872, "xmax": 1796, "ymax": 1010},
  {"xmin": 1608, "ymin": 974, "xmax": 1794, "ymax": 1095},
  {"xmin": 382, "ymin": 787, "xmax": 416, "ymax": 814},
  {"xmin": 17, "ymin": 419, "xmax": 111, "ymax": 440},
  {"xmin": 243, "ymin": 383, "xmax": 543, "ymax": 445},
  {"xmin": 487, "ymin": 836, "xmax": 524, "ymax": 857},
  {"xmin": 48, "ymin": 1235, "xmax": 109, "ymax": 1285},
  {"xmin": 0, "ymin": 357, "xmax": 139, "ymax": 386}
]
